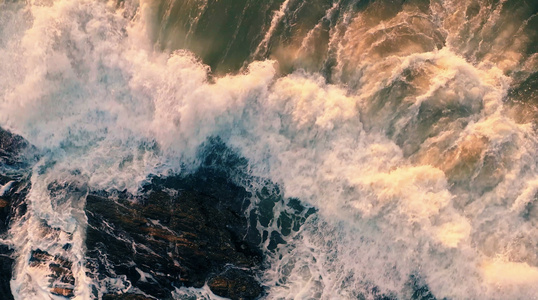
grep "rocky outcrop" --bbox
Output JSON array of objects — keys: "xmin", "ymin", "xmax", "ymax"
[
  {"xmin": 1, "ymin": 129, "xmax": 267, "ymax": 299},
  {"xmin": 102, "ymin": 295, "xmax": 154, "ymax": 300},
  {"xmin": 0, "ymin": 128, "xmax": 30, "ymax": 166},
  {"xmin": 207, "ymin": 268, "xmax": 263, "ymax": 299},
  {"xmin": 0, "ymin": 127, "xmax": 33, "ymax": 236},
  {"xmin": 0, "ymin": 127, "xmax": 33, "ymax": 300},
  {"xmin": 0, "ymin": 127, "xmax": 265, "ymax": 300},
  {"xmin": 0, "ymin": 244, "xmax": 14, "ymax": 300},
  {"xmin": 85, "ymin": 166, "xmax": 264, "ymax": 299},
  {"xmin": 29, "ymin": 248, "xmax": 76, "ymax": 298}
]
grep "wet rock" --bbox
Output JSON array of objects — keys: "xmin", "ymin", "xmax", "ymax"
[
  {"xmin": 0, "ymin": 127, "xmax": 35, "ymax": 169},
  {"xmin": 0, "ymin": 179, "xmax": 29, "ymax": 236},
  {"xmin": 0, "ymin": 128, "xmax": 28, "ymax": 159},
  {"xmin": 0, "ymin": 200, "xmax": 24, "ymax": 300},
  {"xmin": 0, "ymin": 128, "xmax": 32, "ymax": 236},
  {"xmin": 0, "ymin": 199, "xmax": 14, "ymax": 300},
  {"xmin": 29, "ymin": 248, "xmax": 54, "ymax": 263},
  {"xmin": 0, "ymin": 245, "xmax": 14, "ymax": 300},
  {"xmin": 49, "ymin": 263, "xmax": 76, "ymax": 285},
  {"xmin": 0, "ymin": 127, "xmax": 33, "ymax": 300},
  {"xmin": 0, "ymin": 197, "xmax": 9, "ymax": 234},
  {"xmin": 102, "ymin": 295, "xmax": 154, "ymax": 300},
  {"xmin": 2, "ymin": 130, "xmax": 267, "ymax": 299},
  {"xmin": 208, "ymin": 268, "xmax": 263, "ymax": 300},
  {"xmin": 50, "ymin": 287, "xmax": 75, "ymax": 298},
  {"xmin": 85, "ymin": 169, "xmax": 264, "ymax": 299},
  {"xmin": 29, "ymin": 249, "xmax": 76, "ymax": 298}
]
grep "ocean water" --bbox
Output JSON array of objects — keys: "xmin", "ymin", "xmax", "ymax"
[{"xmin": 0, "ymin": 0, "xmax": 537, "ymax": 299}]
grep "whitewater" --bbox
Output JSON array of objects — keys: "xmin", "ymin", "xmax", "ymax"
[{"xmin": 0, "ymin": 0, "xmax": 537, "ymax": 299}]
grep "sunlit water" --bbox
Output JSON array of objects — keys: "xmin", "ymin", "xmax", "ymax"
[{"xmin": 0, "ymin": 0, "xmax": 537, "ymax": 299}]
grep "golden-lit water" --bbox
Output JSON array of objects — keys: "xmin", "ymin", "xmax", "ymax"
[{"xmin": 0, "ymin": 0, "xmax": 537, "ymax": 299}]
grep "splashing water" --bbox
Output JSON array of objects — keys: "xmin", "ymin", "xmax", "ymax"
[{"xmin": 0, "ymin": 0, "xmax": 537, "ymax": 299}]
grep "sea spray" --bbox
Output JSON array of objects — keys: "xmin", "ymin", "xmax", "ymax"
[{"xmin": 0, "ymin": 0, "xmax": 537, "ymax": 299}]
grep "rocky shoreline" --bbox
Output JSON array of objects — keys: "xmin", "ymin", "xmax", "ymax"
[{"xmin": 0, "ymin": 128, "xmax": 265, "ymax": 300}]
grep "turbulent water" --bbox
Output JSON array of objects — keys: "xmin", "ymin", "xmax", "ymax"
[{"xmin": 0, "ymin": 0, "xmax": 537, "ymax": 299}]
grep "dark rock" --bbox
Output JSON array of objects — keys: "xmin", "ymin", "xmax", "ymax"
[
  {"xmin": 49, "ymin": 263, "xmax": 76, "ymax": 285},
  {"xmin": 50, "ymin": 287, "xmax": 74, "ymax": 298},
  {"xmin": 0, "ymin": 129, "xmax": 268, "ymax": 300},
  {"xmin": 0, "ymin": 128, "xmax": 32, "ymax": 236},
  {"xmin": 0, "ymin": 127, "xmax": 36, "ymax": 169},
  {"xmin": 29, "ymin": 249, "xmax": 76, "ymax": 298},
  {"xmin": 29, "ymin": 248, "xmax": 54, "ymax": 263},
  {"xmin": 0, "ymin": 128, "xmax": 28, "ymax": 159},
  {"xmin": 0, "ymin": 127, "xmax": 33, "ymax": 300},
  {"xmin": 0, "ymin": 245, "xmax": 14, "ymax": 300},
  {"xmin": 85, "ymin": 170, "xmax": 264, "ymax": 299},
  {"xmin": 102, "ymin": 294, "xmax": 154, "ymax": 300},
  {"xmin": 0, "ymin": 196, "xmax": 9, "ymax": 235},
  {"xmin": 0, "ymin": 178, "xmax": 29, "ymax": 236},
  {"xmin": 208, "ymin": 268, "xmax": 263, "ymax": 300}
]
